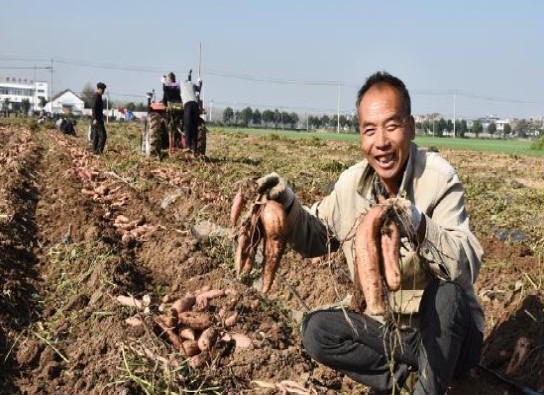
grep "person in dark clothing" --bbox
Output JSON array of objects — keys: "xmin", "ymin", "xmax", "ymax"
[
  {"xmin": 180, "ymin": 70, "xmax": 202, "ymax": 153},
  {"xmin": 161, "ymin": 72, "xmax": 183, "ymax": 149},
  {"xmin": 91, "ymin": 82, "xmax": 107, "ymax": 154},
  {"xmin": 161, "ymin": 72, "xmax": 181, "ymax": 105}
]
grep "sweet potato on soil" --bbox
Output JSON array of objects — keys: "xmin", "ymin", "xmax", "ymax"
[
  {"xmin": 197, "ymin": 327, "xmax": 218, "ymax": 351},
  {"xmin": 177, "ymin": 311, "xmax": 212, "ymax": 331},
  {"xmin": 224, "ymin": 312, "xmax": 238, "ymax": 328},
  {"xmin": 381, "ymin": 219, "xmax": 401, "ymax": 291},
  {"xmin": 181, "ymin": 340, "xmax": 200, "ymax": 357},
  {"xmin": 179, "ymin": 327, "xmax": 196, "ymax": 341},
  {"xmin": 230, "ymin": 186, "xmax": 245, "ymax": 227},
  {"xmin": 155, "ymin": 318, "xmax": 183, "ymax": 350},
  {"xmin": 355, "ymin": 206, "xmax": 386, "ymax": 315},
  {"xmin": 171, "ymin": 295, "xmax": 196, "ymax": 314},
  {"xmin": 260, "ymin": 201, "xmax": 287, "ymax": 293}
]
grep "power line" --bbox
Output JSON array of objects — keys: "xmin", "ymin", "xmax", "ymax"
[{"xmin": 0, "ymin": 55, "xmax": 539, "ymax": 105}]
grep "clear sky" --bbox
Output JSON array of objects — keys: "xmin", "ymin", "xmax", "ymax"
[{"xmin": 1, "ymin": 0, "xmax": 542, "ymax": 119}]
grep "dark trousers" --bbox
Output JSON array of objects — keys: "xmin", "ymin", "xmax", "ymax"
[
  {"xmin": 183, "ymin": 101, "xmax": 199, "ymax": 152},
  {"xmin": 302, "ymin": 280, "xmax": 483, "ymax": 394},
  {"xmin": 92, "ymin": 122, "xmax": 107, "ymax": 154}
]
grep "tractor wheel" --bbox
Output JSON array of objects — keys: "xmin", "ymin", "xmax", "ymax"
[{"xmin": 144, "ymin": 112, "xmax": 166, "ymax": 157}]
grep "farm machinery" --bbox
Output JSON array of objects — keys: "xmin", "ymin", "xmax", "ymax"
[{"xmin": 141, "ymin": 90, "xmax": 207, "ymax": 157}]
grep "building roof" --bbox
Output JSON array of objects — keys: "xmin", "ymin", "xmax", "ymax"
[{"xmin": 50, "ymin": 89, "xmax": 83, "ymax": 103}]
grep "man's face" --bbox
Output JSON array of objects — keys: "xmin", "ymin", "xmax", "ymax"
[
  {"xmin": 358, "ymin": 83, "xmax": 415, "ymax": 194},
  {"xmin": 98, "ymin": 87, "xmax": 105, "ymax": 95}
]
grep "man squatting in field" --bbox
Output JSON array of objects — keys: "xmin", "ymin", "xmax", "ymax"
[
  {"xmin": 91, "ymin": 82, "xmax": 107, "ymax": 155},
  {"xmin": 256, "ymin": 71, "xmax": 484, "ymax": 394}
]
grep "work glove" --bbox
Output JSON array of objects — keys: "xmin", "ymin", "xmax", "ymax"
[
  {"xmin": 256, "ymin": 172, "xmax": 295, "ymax": 209},
  {"xmin": 387, "ymin": 197, "xmax": 422, "ymax": 239}
]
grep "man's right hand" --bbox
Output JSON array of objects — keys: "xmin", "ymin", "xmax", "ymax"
[
  {"xmin": 92, "ymin": 119, "xmax": 97, "ymax": 125},
  {"xmin": 256, "ymin": 172, "xmax": 295, "ymax": 209}
]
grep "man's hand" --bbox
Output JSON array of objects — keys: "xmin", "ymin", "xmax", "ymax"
[
  {"xmin": 92, "ymin": 119, "xmax": 97, "ymax": 125},
  {"xmin": 388, "ymin": 197, "xmax": 425, "ymax": 242},
  {"xmin": 256, "ymin": 172, "xmax": 295, "ymax": 209}
]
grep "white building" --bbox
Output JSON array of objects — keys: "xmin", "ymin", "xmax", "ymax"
[
  {"xmin": 0, "ymin": 77, "xmax": 48, "ymax": 113},
  {"xmin": 44, "ymin": 89, "xmax": 84, "ymax": 116}
]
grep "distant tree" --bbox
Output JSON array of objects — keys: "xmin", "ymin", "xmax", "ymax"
[
  {"xmin": 472, "ymin": 120, "xmax": 483, "ymax": 137},
  {"xmin": 309, "ymin": 115, "xmax": 321, "ymax": 129},
  {"xmin": 352, "ymin": 113, "xmax": 359, "ymax": 132},
  {"xmin": 39, "ymin": 96, "xmax": 48, "ymax": 108},
  {"xmin": 21, "ymin": 98, "xmax": 31, "ymax": 115},
  {"xmin": 321, "ymin": 115, "xmax": 330, "ymax": 129},
  {"xmin": 81, "ymin": 82, "xmax": 95, "ymax": 108},
  {"xmin": 437, "ymin": 118, "xmax": 447, "ymax": 137},
  {"xmin": 223, "ymin": 107, "xmax": 234, "ymax": 125},
  {"xmin": 252, "ymin": 109, "xmax": 262, "ymax": 125},
  {"xmin": 487, "ymin": 122, "xmax": 497, "ymax": 135},
  {"xmin": 460, "ymin": 119, "xmax": 468, "ymax": 137},
  {"xmin": 446, "ymin": 119, "xmax": 453, "ymax": 133},
  {"xmin": 503, "ymin": 123, "xmax": 512, "ymax": 136},
  {"xmin": 135, "ymin": 102, "xmax": 147, "ymax": 111},
  {"xmin": 515, "ymin": 119, "xmax": 529, "ymax": 134},
  {"xmin": 288, "ymin": 112, "xmax": 299, "ymax": 129},
  {"xmin": 126, "ymin": 102, "xmax": 136, "ymax": 112},
  {"xmin": 240, "ymin": 107, "xmax": 253, "ymax": 127},
  {"xmin": 234, "ymin": 110, "xmax": 242, "ymax": 126},
  {"xmin": 273, "ymin": 109, "xmax": 281, "ymax": 129},
  {"xmin": 262, "ymin": 110, "xmax": 274, "ymax": 127}
]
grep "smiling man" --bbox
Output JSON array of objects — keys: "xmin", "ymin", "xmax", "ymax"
[{"xmin": 255, "ymin": 71, "xmax": 484, "ymax": 394}]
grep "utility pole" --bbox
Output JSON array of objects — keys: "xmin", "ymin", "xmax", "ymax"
[
  {"xmin": 453, "ymin": 92, "xmax": 456, "ymax": 138},
  {"xmin": 49, "ymin": 59, "xmax": 53, "ymax": 100},
  {"xmin": 337, "ymin": 84, "xmax": 340, "ymax": 133}
]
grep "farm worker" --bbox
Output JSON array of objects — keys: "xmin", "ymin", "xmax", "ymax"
[
  {"xmin": 255, "ymin": 71, "xmax": 484, "ymax": 394},
  {"xmin": 91, "ymin": 82, "xmax": 107, "ymax": 155},
  {"xmin": 161, "ymin": 72, "xmax": 181, "ymax": 105},
  {"xmin": 162, "ymin": 72, "xmax": 183, "ymax": 148},
  {"xmin": 180, "ymin": 69, "xmax": 202, "ymax": 153}
]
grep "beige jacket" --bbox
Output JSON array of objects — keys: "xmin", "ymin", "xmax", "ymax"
[{"xmin": 286, "ymin": 143, "xmax": 484, "ymax": 333}]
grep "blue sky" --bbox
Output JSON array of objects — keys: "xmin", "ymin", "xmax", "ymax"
[{"xmin": 1, "ymin": 0, "xmax": 542, "ymax": 119}]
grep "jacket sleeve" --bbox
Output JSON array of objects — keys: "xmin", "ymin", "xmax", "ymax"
[
  {"xmin": 91, "ymin": 94, "xmax": 97, "ymax": 120},
  {"xmin": 418, "ymin": 172, "xmax": 483, "ymax": 288},
  {"xmin": 284, "ymin": 189, "xmax": 341, "ymax": 258}
]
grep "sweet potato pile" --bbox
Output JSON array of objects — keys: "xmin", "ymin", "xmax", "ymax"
[
  {"xmin": 231, "ymin": 189, "xmax": 287, "ymax": 294},
  {"xmin": 353, "ymin": 198, "xmax": 404, "ymax": 316},
  {"xmin": 118, "ymin": 287, "xmax": 252, "ymax": 368}
]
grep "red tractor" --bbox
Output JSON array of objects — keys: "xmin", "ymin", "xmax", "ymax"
[{"xmin": 141, "ymin": 90, "xmax": 207, "ymax": 157}]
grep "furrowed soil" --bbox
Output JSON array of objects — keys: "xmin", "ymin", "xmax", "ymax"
[{"xmin": 0, "ymin": 120, "xmax": 543, "ymax": 395}]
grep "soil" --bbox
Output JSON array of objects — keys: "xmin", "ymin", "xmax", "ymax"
[{"xmin": 0, "ymin": 122, "xmax": 542, "ymax": 394}]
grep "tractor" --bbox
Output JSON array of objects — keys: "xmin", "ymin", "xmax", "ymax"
[{"xmin": 141, "ymin": 89, "xmax": 208, "ymax": 157}]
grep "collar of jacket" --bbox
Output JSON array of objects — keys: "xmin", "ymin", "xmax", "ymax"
[{"xmin": 356, "ymin": 142, "xmax": 417, "ymax": 198}]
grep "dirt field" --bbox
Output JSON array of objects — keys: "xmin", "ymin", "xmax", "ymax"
[{"xmin": 0, "ymin": 120, "xmax": 542, "ymax": 394}]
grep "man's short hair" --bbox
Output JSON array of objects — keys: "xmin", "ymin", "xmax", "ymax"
[
  {"xmin": 355, "ymin": 71, "xmax": 411, "ymax": 116},
  {"xmin": 97, "ymin": 82, "xmax": 107, "ymax": 90},
  {"xmin": 168, "ymin": 72, "xmax": 176, "ymax": 82}
]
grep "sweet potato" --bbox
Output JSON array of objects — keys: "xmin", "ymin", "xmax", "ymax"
[
  {"xmin": 155, "ymin": 318, "xmax": 182, "ymax": 350},
  {"xmin": 177, "ymin": 311, "xmax": 212, "ymax": 330},
  {"xmin": 224, "ymin": 312, "xmax": 238, "ymax": 328},
  {"xmin": 230, "ymin": 186, "xmax": 245, "ymax": 227},
  {"xmin": 260, "ymin": 201, "xmax": 287, "ymax": 293},
  {"xmin": 381, "ymin": 219, "xmax": 401, "ymax": 291},
  {"xmin": 181, "ymin": 340, "xmax": 200, "ymax": 357},
  {"xmin": 179, "ymin": 327, "xmax": 196, "ymax": 341},
  {"xmin": 355, "ymin": 206, "xmax": 386, "ymax": 315},
  {"xmin": 189, "ymin": 352, "xmax": 208, "ymax": 369},
  {"xmin": 197, "ymin": 327, "xmax": 218, "ymax": 351},
  {"xmin": 171, "ymin": 295, "xmax": 196, "ymax": 314}
]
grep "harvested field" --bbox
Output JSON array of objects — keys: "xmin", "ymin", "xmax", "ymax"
[{"xmin": 0, "ymin": 119, "xmax": 542, "ymax": 394}]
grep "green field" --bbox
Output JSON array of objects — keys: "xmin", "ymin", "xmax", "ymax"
[{"xmin": 213, "ymin": 126, "xmax": 543, "ymax": 156}]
